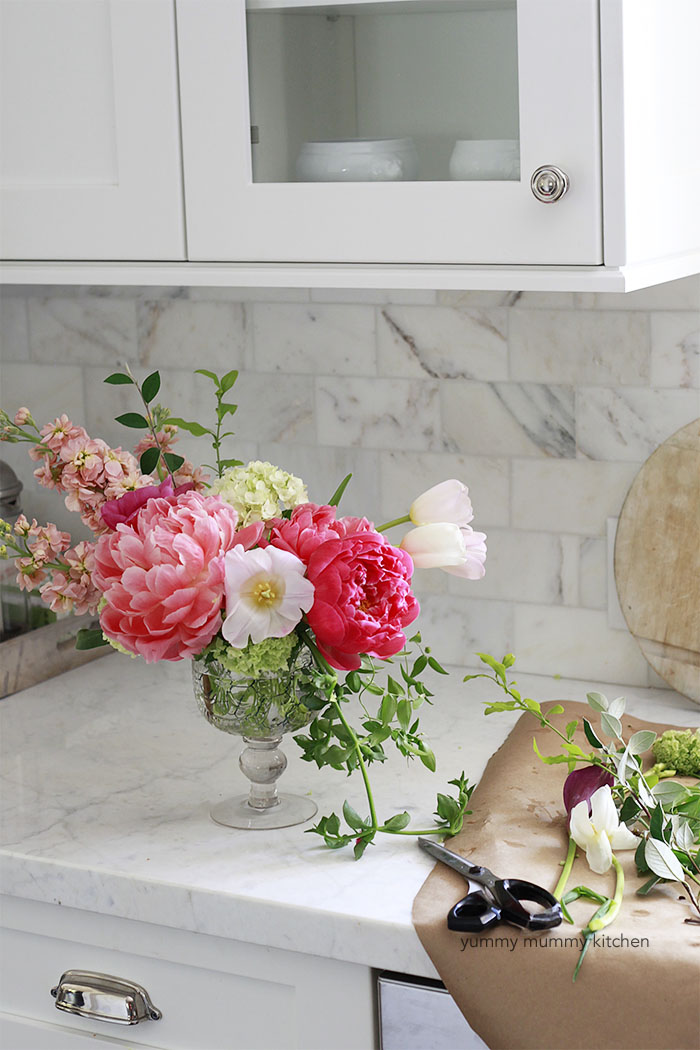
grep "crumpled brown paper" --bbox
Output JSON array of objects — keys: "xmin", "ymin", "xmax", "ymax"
[{"xmin": 412, "ymin": 702, "xmax": 700, "ymax": 1050}]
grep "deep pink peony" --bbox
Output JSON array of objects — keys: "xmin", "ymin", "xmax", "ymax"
[
  {"xmin": 100, "ymin": 476, "xmax": 195, "ymax": 530},
  {"xmin": 305, "ymin": 531, "xmax": 419, "ymax": 671},
  {"xmin": 93, "ymin": 490, "xmax": 242, "ymax": 662},
  {"xmin": 264, "ymin": 502, "xmax": 372, "ymax": 564}
]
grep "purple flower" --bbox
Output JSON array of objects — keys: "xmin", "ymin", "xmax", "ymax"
[{"xmin": 563, "ymin": 766, "xmax": 614, "ymax": 822}]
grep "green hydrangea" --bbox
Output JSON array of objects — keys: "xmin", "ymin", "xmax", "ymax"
[
  {"xmin": 651, "ymin": 729, "xmax": 700, "ymax": 777},
  {"xmin": 204, "ymin": 634, "xmax": 298, "ymax": 676},
  {"xmin": 210, "ymin": 460, "xmax": 307, "ymax": 525}
]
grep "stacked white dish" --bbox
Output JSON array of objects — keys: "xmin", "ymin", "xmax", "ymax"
[
  {"xmin": 449, "ymin": 139, "xmax": 520, "ymax": 181},
  {"xmin": 296, "ymin": 138, "xmax": 419, "ymax": 182}
]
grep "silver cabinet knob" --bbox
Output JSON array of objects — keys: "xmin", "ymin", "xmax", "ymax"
[
  {"xmin": 530, "ymin": 165, "xmax": 569, "ymax": 203},
  {"xmin": 51, "ymin": 970, "xmax": 162, "ymax": 1026}
]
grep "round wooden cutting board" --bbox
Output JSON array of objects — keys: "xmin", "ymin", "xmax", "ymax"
[{"xmin": 614, "ymin": 419, "xmax": 700, "ymax": 703}]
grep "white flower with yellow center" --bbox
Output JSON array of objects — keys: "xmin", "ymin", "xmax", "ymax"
[{"xmin": 222, "ymin": 546, "xmax": 315, "ymax": 648}]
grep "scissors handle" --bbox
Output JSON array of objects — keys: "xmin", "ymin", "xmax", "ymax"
[{"xmin": 447, "ymin": 879, "xmax": 562, "ymax": 933}]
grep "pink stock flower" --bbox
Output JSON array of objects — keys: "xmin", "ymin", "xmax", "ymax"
[
  {"xmin": 265, "ymin": 503, "xmax": 372, "ymax": 564},
  {"xmin": 14, "ymin": 407, "xmax": 32, "ymax": 426},
  {"xmin": 93, "ymin": 490, "xmax": 244, "ymax": 662},
  {"xmin": 305, "ymin": 531, "xmax": 419, "ymax": 671},
  {"xmin": 36, "ymin": 415, "xmax": 86, "ymax": 454}
]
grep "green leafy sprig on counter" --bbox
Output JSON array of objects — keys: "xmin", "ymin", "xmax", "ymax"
[{"xmin": 296, "ymin": 629, "xmax": 474, "ymax": 859}]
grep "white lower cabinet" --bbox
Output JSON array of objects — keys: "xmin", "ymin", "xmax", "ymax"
[{"xmin": 0, "ymin": 896, "xmax": 376, "ymax": 1050}]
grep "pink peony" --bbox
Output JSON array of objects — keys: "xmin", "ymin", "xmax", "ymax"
[
  {"xmin": 100, "ymin": 476, "xmax": 179, "ymax": 529},
  {"xmin": 94, "ymin": 490, "xmax": 242, "ymax": 662},
  {"xmin": 265, "ymin": 502, "xmax": 372, "ymax": 564},
  {"xmin": 305, "ymin": 531, "xmax": 419, "ymax": 671}
]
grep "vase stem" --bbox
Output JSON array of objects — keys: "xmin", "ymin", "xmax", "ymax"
[{"xmin": 239, "ymin": 737, "xmax": 287, "ymax": 811}]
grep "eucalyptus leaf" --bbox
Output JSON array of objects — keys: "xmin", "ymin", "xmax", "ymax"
[
  {"xmin": 674, "ymin": 819, "xmax": 697, "ymax": 852},
  {"xmin": 600, "ymin": 712, "xmax": 622, "ymax": 739},
  {"xmin": 644, "ymin": 837, "xmax": 684, "ymax": 882},
  {"xmin": 652, "ymin": 781, "xmax": 690, "ymax": 807},
  {"xmin": 607, "ymin": 696, "xmax": 626, "ymax": 719},
  {"xmin": 628, "ymin": 730, "xmax": 657, "ymax": 755},
  {"xmin": 586, "ymin": 691, "xmax": 608, "ymax": 713}
]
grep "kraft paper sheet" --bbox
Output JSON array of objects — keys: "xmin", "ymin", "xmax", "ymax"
[{"xmin": 412, "ymin": 703, "xmax": 700, "ymax": 1050}]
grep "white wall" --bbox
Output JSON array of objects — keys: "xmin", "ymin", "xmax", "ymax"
[{"xmin": 1, "ymin": 278, "xmax": 698, "ymax": 687}]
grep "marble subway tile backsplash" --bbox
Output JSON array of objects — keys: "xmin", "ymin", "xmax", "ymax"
[{"xmin": 1, "ymin": 276, "xmax": 699, "ymax": 688}]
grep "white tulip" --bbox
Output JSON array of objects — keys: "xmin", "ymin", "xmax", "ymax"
[
  {"xmin": 569, "ymin": 785, "xmax": 638, "ymax": 875},
  {"xmin": 410, "ymin": 480, "xmax": 474, "ymax": 528},
  {"xmin": 401, "ymin": 523, "xmax": 487, "ymax": 579}
]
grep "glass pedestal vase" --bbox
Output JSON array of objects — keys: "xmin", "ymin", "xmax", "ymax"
[{"xmin": 192, "ymin": 646, "xmax": 324, "ymax": 830}]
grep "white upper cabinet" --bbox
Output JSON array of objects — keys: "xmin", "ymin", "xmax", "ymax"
[
  {"xmin": 177, "ymin": 0, "xmax": 603, "ymax": 266},
  {"xmin": 0, "ymin": 0, "xmax": 185, "ymax": 261},
  {"xmin": 0, "ymin": 0, "xmax": 698, "ymax": 288}
]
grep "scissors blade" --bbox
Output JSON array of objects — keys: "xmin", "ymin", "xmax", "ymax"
[{"xmin": 418, "ymin": 838, "xmax": 495, "ymax": 887}]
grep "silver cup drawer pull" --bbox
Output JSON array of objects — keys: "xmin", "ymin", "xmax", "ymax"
[{"xmin": 50, "ymin": 970, "xmax": 162, "ymax": 1025}]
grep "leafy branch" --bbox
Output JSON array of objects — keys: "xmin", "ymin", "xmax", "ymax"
[
  {"xmin": 105, "ymin": 367, "xmax": 184, "ymax": 480},
  {"xmin": 168, "ymin": 368, "xmax": 241, "ymax": 477},
  {"xmin": 295, "ymin": 629, "xmax": 474, "ymax": 858}
]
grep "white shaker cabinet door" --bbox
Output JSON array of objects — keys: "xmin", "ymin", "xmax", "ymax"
[
  {"xmin": 177, "ymin": 0, "xmax": 602, "ymax": 266},
  {"xmin": 0, "ymin": 0, "xmax": 185, "ymax": 260}
]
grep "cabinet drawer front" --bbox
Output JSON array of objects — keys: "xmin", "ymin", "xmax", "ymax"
[{"xmin": 0, "ymin": 920, "xmax": 375, "ymax": 1050}]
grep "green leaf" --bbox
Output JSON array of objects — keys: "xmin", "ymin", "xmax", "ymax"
[
  {"xmin": 586, "ymin": 691, "xmax": 608, "ymax": 713},
  {"xmin": 386, "ymin": 676, "xmax": 402, "ymax": 696},
  {"xmin": 139, "ymin": 447, "xmax": 160, "ymax": 476},
  {"xmin": 216, "ymin": 401, "xmax": 238, "ymax": 421},
  {"xmin": 218, "ymin": 458, "xmax": 243, "ymax": 470},
  {"xmin": 649, "ymin": 803, "xmax": 666, "ymax": 841},
  {"xmin": 600, "ymin": 712, "xmax": 622, "ymax": 739},
  {"xmin": 565, "ymin": 720, "xmax": 578, "ymax": 741},
  {"xmin": 379, "ymin": 694, "xmax": 397, "ymax": 724},
  {"xmin": 618, "ymin": 795, "xmax": 641, "ymax": 823},
  {"xmin": 141, "ymin": 371, "xmax": 161, "ymax": 404},
  {"xmin": 354, "ymin": 837, "xmax": 371, "ymax": 860},
  {"xmin": 104, "ymin": 372, "xmax": 133, "ymax": 385},
  {"xmin": 115, "ymin": 412, "xmax": 149, "ymax": 429},
  {"xmin": 635, "ymin": 837, "xmax": 650, "ymax": 874},
  {"xmin": 195, "ymin": 368, "xmax": 219, "ymax": 384},
  {"xmin": 427, "ymin": 656, "xmax": 448, "ymax": 675},
  {"xmin": 328, "ymin": 473, "xmax": 352, "ymax": 508},
  {"xmin": 220, "ymin": 369, "xmax": 239, "ymax": 392},
  {"xmin": 412, "ymin": 654, "xmax": 428, "ymax": 677},
  {"xmin": 607, "ymin": 695, "xmax": 626, "ymax": 719},
  {"xmin": 644, "ymin": 837, "xmax": 684, "ymax": 882},
  {"xmin": 397, "ymin": 699, "xmax": 412, "ymax": 731},
  {"xmin": 420, "ymin": 748, "xmax": 437, "ymax": 772},
  {"xmin": 163, "ymin": 452, "xmax": 185, "ymax": 471},
  {"xmin": 503, "ymin": 653, "xmax": 516, "ymax": 668},
  {"xmin": 637, "ymin": 875, "xmax": 662, "ymax": 896},
  {"xmin": 628, "ymin": 730, "xmax": 656, "ymax": 755},
  {"xmin": 167, "ymin": 417, "xmax": 211, "ymax": 437},
  {"xmin": 583, "ymin": 718, "xmax": 604, "ymax": 749},
  {"xmin": 532, "ymin": 738, "xmax": 571, "ymax": 765},
  {"xmin": 75, "ymin": 628, "xmax": 109, "ymax": 650},
  {"xmin": 345, "ymin": 671, "xmax": 361, "ymax": 693},
  {"xmin": 342, "ymin": 800, "xmax": 366, "ymax": 832},
  {"xmin": 651, "ymin": 781, "xmax": 690, "ymax": 807},
  {"xmin": 475, "ymin": 652, "xmax": 506, "ymax": 682},
  {"xmin": 383, "ymin": 811, "xmax": 411, "ymax": 831}
]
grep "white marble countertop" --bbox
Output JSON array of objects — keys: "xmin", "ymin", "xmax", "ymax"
[{"xmin": 1, "ymin": 653, "xmax": 698, "ymax": 979}]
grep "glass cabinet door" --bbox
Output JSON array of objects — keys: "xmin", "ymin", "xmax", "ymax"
[{"xmin": 178, "ymin": 0, "xmax": 602, "ymax": 265}]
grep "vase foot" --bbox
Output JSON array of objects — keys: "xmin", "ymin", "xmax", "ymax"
[{"xmin": 210, "ymin": 793, "xmax": 318, "ymax": 830}]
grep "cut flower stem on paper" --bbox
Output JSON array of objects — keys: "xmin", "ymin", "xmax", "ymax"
[{"xmin": 464, "ymin": 652, "xmax": 700, "ymax": 977}]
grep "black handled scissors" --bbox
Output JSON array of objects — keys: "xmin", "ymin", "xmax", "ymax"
[{"xmin": 418, "ymin": 837, "xmax": 562, "ymax": 933}]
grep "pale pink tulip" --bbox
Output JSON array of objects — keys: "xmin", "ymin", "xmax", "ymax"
[
  {"xmin": 410, "ymin": 480, "xmax": 474, "ymax": 528},
  {"xmin": 401, "ymin": 522, "xmax": 487, "ymax": 579}
]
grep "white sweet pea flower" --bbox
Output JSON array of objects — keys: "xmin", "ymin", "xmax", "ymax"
[
  {"xmin": 569, "ymin": 785, "xmax": 638, "ymax": 875},
  {"xmin": 410, "ymin": 480, "xmax": 474, "ymax": 528},
  {"xmin": 222, "ymin": 546, "xmax": 315, "ymax": 647},
  {"xmin": 400, "ymin": 522, "xmax": 487, "ymax": 579}
]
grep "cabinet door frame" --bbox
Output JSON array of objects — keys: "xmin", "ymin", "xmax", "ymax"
[
  {"xmin": 177, "ymin": 0, "xmax": 602, "ymax": 265},
  {"xmin": 0, "ymin": 0, "xmax": 186, "ymax": 261}
]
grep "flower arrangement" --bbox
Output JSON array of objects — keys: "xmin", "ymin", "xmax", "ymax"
[
  {"xmin": 0, "ymin": 367, "xmax": 488, "ymax": 855},
  {"xmin": 466, "ymin": 654, "xmax": 700, "ymax": 977}
]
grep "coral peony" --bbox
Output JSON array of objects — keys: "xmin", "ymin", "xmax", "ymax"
[
  {"xmin": 265, "ymin": 502, "xmax": 372, "ymax": 564},
  {"xmin": 305, "ymin": 531, "xmax": 419, "ymax": 671},
  {"xmin": 94, "ymin": 491, "xmax": 242, "ymax": 662}
]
